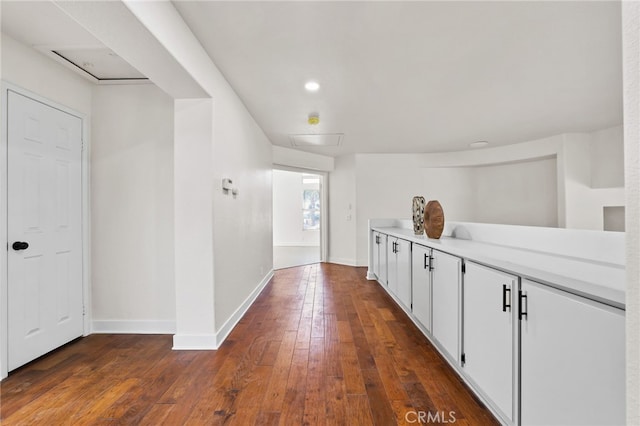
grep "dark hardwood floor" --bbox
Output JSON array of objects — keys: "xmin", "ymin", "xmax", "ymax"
[{"xmin": 0, "ymin": 263, "xmax": 498, "ymax": 425}]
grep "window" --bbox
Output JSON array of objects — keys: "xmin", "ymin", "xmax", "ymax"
[
  {"xmin": 303, "ymin": 189, "xmax": 320, "ymax": 230},
  {"xmin": 302, "ymin": 174, "xmax": 321, "ymax": 230}
]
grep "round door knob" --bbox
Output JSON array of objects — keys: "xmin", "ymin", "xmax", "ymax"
[{"xmin": 12, "ymin": 241, "xmax": 29, "ymax": 251}]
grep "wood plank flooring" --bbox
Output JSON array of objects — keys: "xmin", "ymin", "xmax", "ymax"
[{"xmin": 0, "ymin": 263, "xmax": 498, "ymax": 425}]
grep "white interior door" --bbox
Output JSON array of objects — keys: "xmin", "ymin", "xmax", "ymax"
[{"xmin": 7, "ymin": 90, "xmax": 83, "ymax": 371}]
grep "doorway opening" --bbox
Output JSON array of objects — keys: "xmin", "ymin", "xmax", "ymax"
[{"xmin": 273, "ymin": 169, "xmax": 326, "ymax": 269}]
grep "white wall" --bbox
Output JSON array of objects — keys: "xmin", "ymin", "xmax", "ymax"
[
  {"xmin": 273, "ymin": 145, "xmax": 335, "ymax": 172},
  {"xmin": 591, "ymin": 125, "xmax": 624, "ymax": 188},
  {"xmin": 561, "ymin": 132, "xmax": 625, "ymax": 230},
  {"xmin": 352, "ymin": 154, "xmax": 557, "ymax": 265},
  {"xmin": 173, "ymin": 99, "xmax": 216, "ymax": 348},
  {"xmin": 354, "ymin": 161, "xmax": 476, "ymax": 266},
  {"xmin": 472, "ymin": 158, "xmax": 558, "ymax": 227},
  {"xmin": 210, "ymin": 84, "xmax": 273, "ymax": 333},
  {"xmin": 91, "ymin": 84, "xmax": 175, "ymax": 331},
  {"xmin": 622, "ymin": 2, "xmax": 640, "ymax": 422},
  {"xmin": 329, "ymin": 155, "xmax": 357, "ymax": 265},
  {"xmin": 122, "ymin": 2, "xmax": 274, "ymax": 347},
  {"xmin": 273, "ymin": 170, "xmax": 320, "ymax": 246}
]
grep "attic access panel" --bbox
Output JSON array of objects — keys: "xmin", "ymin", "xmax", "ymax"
[
  {"xmin": 50, "ymin": 47, "xmax": 148, "ymax": 82},
  {"xmin": 289, "ymin": 133, "xmax": 343, "ymax": 147}
]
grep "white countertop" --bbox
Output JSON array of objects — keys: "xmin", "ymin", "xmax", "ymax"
[{"xmin": 373, "ymin": 226, "xmax": 625, "ymax": 309}]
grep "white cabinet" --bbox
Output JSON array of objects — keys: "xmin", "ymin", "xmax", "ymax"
[
  {"xmin": 520, "ymin": 279, "xmax": 625, "ymax": 426},
  {"xmin": 387, "ymin": 237, "xmax": 412, "ymax": 309},
  {"xmin": 369, "ymin": 226, "xmax": 626, "ymax": 426},
  {"xmin": 431, "ymin": 249, "xmax": 461, "ymax": 363},
  {"xmin": 372, "ymin": 232, "xmax": 387, "ymax": 285},
  {"xmin": 463, "ymin": 262, "xmax": 517, "ymax": 424},
  {"xmin": 411, "ymin": 244, "xmax": 432, "ymax": 332}
]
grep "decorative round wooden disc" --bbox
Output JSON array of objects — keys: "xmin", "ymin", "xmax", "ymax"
[{"xmin": 424, "ymin": 200, "xmax": 444, "ymax": 239}]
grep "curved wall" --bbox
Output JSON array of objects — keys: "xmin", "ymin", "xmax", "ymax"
[{"xmin": 327, "ymin": 128, "xmax": 624, "ymax": 266}]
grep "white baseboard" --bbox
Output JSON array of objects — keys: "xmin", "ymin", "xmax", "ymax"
[
  {"xmin": 214, "ymin": 269, "xmax": 275, "ymax": 347},
  {"xmin": 92, "ymin": 320, "xmax": 176, "ymax": 334},
  {"xmin": 327, "ymin": 257, "xmax": 357, "ymax": 267},
  {"xmin": 94, "ymin": 271, "xmax": 275, "ymax": 350},
  {"xmin": 366, "ymin": 270, "xmax": 377, "ymax": 280},
  {"xmin": 172, "ymin": 333, "xmax": 217, "ymax": 350}
]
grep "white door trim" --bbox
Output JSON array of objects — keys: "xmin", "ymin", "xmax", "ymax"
[
  {"xmin": 272, "ymin": 165, "xmax": 329, "ymax": 263},
  {"xmin": 0, "ymin": 81, "xmax": 91, "ymax": 380}
]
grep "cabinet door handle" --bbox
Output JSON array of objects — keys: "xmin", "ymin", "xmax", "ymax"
[
  {"xmin": 428, "ymin": 256, "xmax": 434, "ymax": 271},
  {"xmin": 502, "ymin": 284, "xmax": 511, "ymax": 312},
  {"xmin": 519, "ymin": 291, "xmax": 528, "ymax": 320},
  {"xmin": 395, "ymin": 242, "xmax": 399, "ymax": 253},
  {"xmin": 424, "ymin": 253, "xmax": 428, "ymax": 269}
]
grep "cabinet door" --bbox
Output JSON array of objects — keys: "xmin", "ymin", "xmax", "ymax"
[
  {"xmin": 379, "ymin": 234, "xmax": 388, "ymax": 286},
  {"xmin": 395, "ymin": 239, "xmax": 412, "ymax": 308},
  {"xmin": 463, "ymin": 262, "xmax": 516, "ymax": 423},
  {"xmin": 387, "ymin": 237, "xmax": 398, "ymax": 293},
  {"xmin": 372, "ymin": 232, "xmax": 381, "ymax": 279},
  {"xmin": 431, "ymin": 250, "xmax": 461, "ymax": 363},
  {"xmin": 411, "ymin": 244, "xmax": 431, "ymax": 331},
  {"xmin": 520, "ymin": 279, "xmax": 625, "ymax": 426}
]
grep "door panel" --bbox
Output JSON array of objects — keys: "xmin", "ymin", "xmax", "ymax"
[
  {"xmin": 431, "ymin": 250, "xmax": 460, "ymax": 363},
  {"xmin": 8, "ymin": 91, "xmax": 83, "ymax": 371},
  {"xmin": 463, "ymin": 262, "xmax": 515, "ymax": 422},
  {"xmin": 387, "ymin": 237, "xmax": 397, "ymax": 293},
  {"xmin": 372, "ymin": 232, "xmax": 380, "ymax": 279},
  {"xmin": 411, "ymin": 244, "xmax": 431, "ymax": 331},
  {"xmin": 23, "ymin": 255, "xmax": 44, "ymax": 336},
  {"xmin": 379, "ymin": 234, "xmax": 387, "ymax": 285},
  {"xmin": 395, "ymin": 239, "xmax": 411, "ymax": 308},
  {"xmin": 520, "ymin": 279, "xmax": 625, "ymax": 425}
]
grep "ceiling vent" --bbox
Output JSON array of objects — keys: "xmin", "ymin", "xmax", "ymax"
[
  {"xmin": 289, "ymin": 133, "xmax": 344, "ymax": 147},
  {"xmin": 37, "ymin": 46, "xmax": 149, "ymax": 84}
]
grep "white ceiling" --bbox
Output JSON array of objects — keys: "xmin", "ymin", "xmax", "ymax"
[
  {"xmin": 1, "ymin": 1, "xmax": 103, "ymax": 47},
  {"xmin": 1, "ymin": 1, "xmax": 149, "ymax": 82},
  {"xmin": 1, "ymin": 1, "xmax": 623, "ymax": 157},
  {"xmin": 173, "ymin": 1, "xmax": 622, "ymax": 156}
]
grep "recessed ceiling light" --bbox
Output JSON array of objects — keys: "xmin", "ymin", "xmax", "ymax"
[
  {"xmin": 305, "ymin": 81, "xmax": 320, "ymax": 92},
  {"xmin": 469, "ymin": 141, "xmax": 489, "ymax": 148}
]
